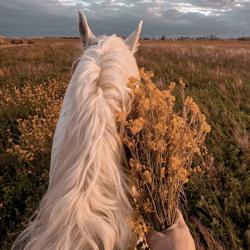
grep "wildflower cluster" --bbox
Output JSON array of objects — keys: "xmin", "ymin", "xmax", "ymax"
[
  {"xmin": 118, "ymin": 69, "xmax": 211, "ymax": 243},
  {"xmin": 1, "ymin": 79, "xmax": 67, "ymax": 165}
]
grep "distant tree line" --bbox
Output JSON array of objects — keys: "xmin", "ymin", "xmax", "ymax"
[
  {"xmin": 1, "ymin": 34, "xmax": 249, "ymax": 41},
  {"xmin": 237, "ymin": 36, "xmax": 250, "ymax": 41},
  {"xmin": 143, "ymin": 35, "xmax": 250, "ymax": 41}
]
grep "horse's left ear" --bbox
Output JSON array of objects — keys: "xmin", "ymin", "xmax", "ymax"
[
  {"xmin": 78, "ymin": 11, "xmax": 96, "ymax": 46},
  {"xmin": 125, "ymin": 20, "xmax": 143, "ymax": 54}
]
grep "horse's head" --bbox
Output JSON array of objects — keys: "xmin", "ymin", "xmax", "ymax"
[
  {"xmin": 78, "ymin": 11, "xmax": 143, "ymax": 55},
  {"xmin": 71, "ymin": 11, "xmax": 143, "ymax": 90}
]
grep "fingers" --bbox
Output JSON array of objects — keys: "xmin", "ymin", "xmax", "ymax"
[
  {"xmin": 146, "ymin": 230, "xmax": 163, "ymax": 241},
  {"xmin": 146, "ymin": 210, "xmax": 188, "ymax": 246},
  {"xmin": 146, "ymin": 230, "xmax": 163, "ymax": 247},
  {"xmin": 174, "ymin": 209, "xmax": 186, "ymax": 226},
  {"xmin": 158, "ymin": 209, "xmax": 188, "ymax": 234}
]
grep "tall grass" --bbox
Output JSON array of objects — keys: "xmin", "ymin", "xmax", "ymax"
[
  {"xmin": 0, "ymin": 39, "xmax": 249, "ymax": 249},
  {"xmin": 137, "ymin": 40, "xmax": 250, "ymax": 249}
]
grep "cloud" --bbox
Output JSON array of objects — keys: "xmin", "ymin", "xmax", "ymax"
[{"xmin": 0, "ymin": 0, "xmax": 249, "ymax": 37}]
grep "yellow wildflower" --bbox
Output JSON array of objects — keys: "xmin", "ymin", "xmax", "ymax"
[
  {"xmin": 185, "ymin": 96, "xmax": 200, "ymax": 113},
  {"xmin": 129, "ymin": 117, "xmax": 145, "ymax": 134},
  {"xmin": 143, "ymin": 170, "xmax": 153, "ymax": 184},
  {"xmin": 169, "ymin": 156, "xmax": 182, "ymax": 170}
]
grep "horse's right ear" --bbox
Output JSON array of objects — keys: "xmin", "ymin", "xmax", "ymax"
[
  {"xmin": 78, "ymin": 11, "xmax": 95, "ymax": 46},
  {"xmin": 125, "ymin": 20, "xmax": 143, "ymax": 54}
]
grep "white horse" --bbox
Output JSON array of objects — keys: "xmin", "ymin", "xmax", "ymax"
[{"xmin": 13, "ymin": 12, "xmax": 142, "ymax": 250}]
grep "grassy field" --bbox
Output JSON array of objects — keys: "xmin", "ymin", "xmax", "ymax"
[{"xmin": 0, "ymin": 38, "xmax": 249, "ymax": 249}]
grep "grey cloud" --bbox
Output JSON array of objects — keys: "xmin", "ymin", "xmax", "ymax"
[
  {"xmin": 0, "ymin": 0, "xmax": 249, "ymax": 37},
  {"xmin": 206, "ymin": 0, "xmax": 237, "ymax": 5}
]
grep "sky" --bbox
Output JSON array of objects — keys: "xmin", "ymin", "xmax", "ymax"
[{"xmin": 0, "ymin": 0, "xmax": 249, "ymax": 38}]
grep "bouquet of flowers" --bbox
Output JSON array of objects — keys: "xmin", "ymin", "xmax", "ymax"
[{"xmin": 117, "ymin": 69, "xmax": 211, "ymax": 247}]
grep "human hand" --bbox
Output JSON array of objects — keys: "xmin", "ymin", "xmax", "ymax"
[{"xmin": 146, "ymin": 210, "xmax": 196, "ymax": 250}]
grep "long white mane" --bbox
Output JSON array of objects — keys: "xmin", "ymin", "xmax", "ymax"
[{"xmin": 12, "ymin": 14, "xmax": 142, "ymax": 250}]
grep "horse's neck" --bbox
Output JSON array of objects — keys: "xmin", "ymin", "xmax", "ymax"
[
  {"xmin": 13, "ymin": 39, "xmax": 139, "ymax": 250},
  {"xmin": 49, "ymin": 40, "xmax": 137, "ymax": 186},
  {"xmin": 43, "ymin": 42, "xmax": 136, "ymax": 250}
]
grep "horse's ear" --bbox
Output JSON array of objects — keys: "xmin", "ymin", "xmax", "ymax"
[
  {"xmin": 125, "ymin": 20, "xmax": 143, "ymax": 54},
  {"xmin": 78, "ymin": 11, "xmax": 95, "ymax": 46}
]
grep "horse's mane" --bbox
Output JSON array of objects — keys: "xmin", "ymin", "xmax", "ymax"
[{"xmin": 13, "ymin": 35, "xmax": 139, "ymax": 250}]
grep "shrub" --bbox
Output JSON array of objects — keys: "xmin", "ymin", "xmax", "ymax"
[{"xmin": 10, "ymin": 39, "xmax": 24, "ymax": 45}]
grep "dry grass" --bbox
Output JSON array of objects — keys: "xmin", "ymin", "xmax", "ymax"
[{"xmin": 119, "ymin": 69, "xmax": 210, "ymax": 248}]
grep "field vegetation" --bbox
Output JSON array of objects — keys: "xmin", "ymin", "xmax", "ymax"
[{"xmin": 0, "ymin": 38, "xmax": 249, "ymax": 249}]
